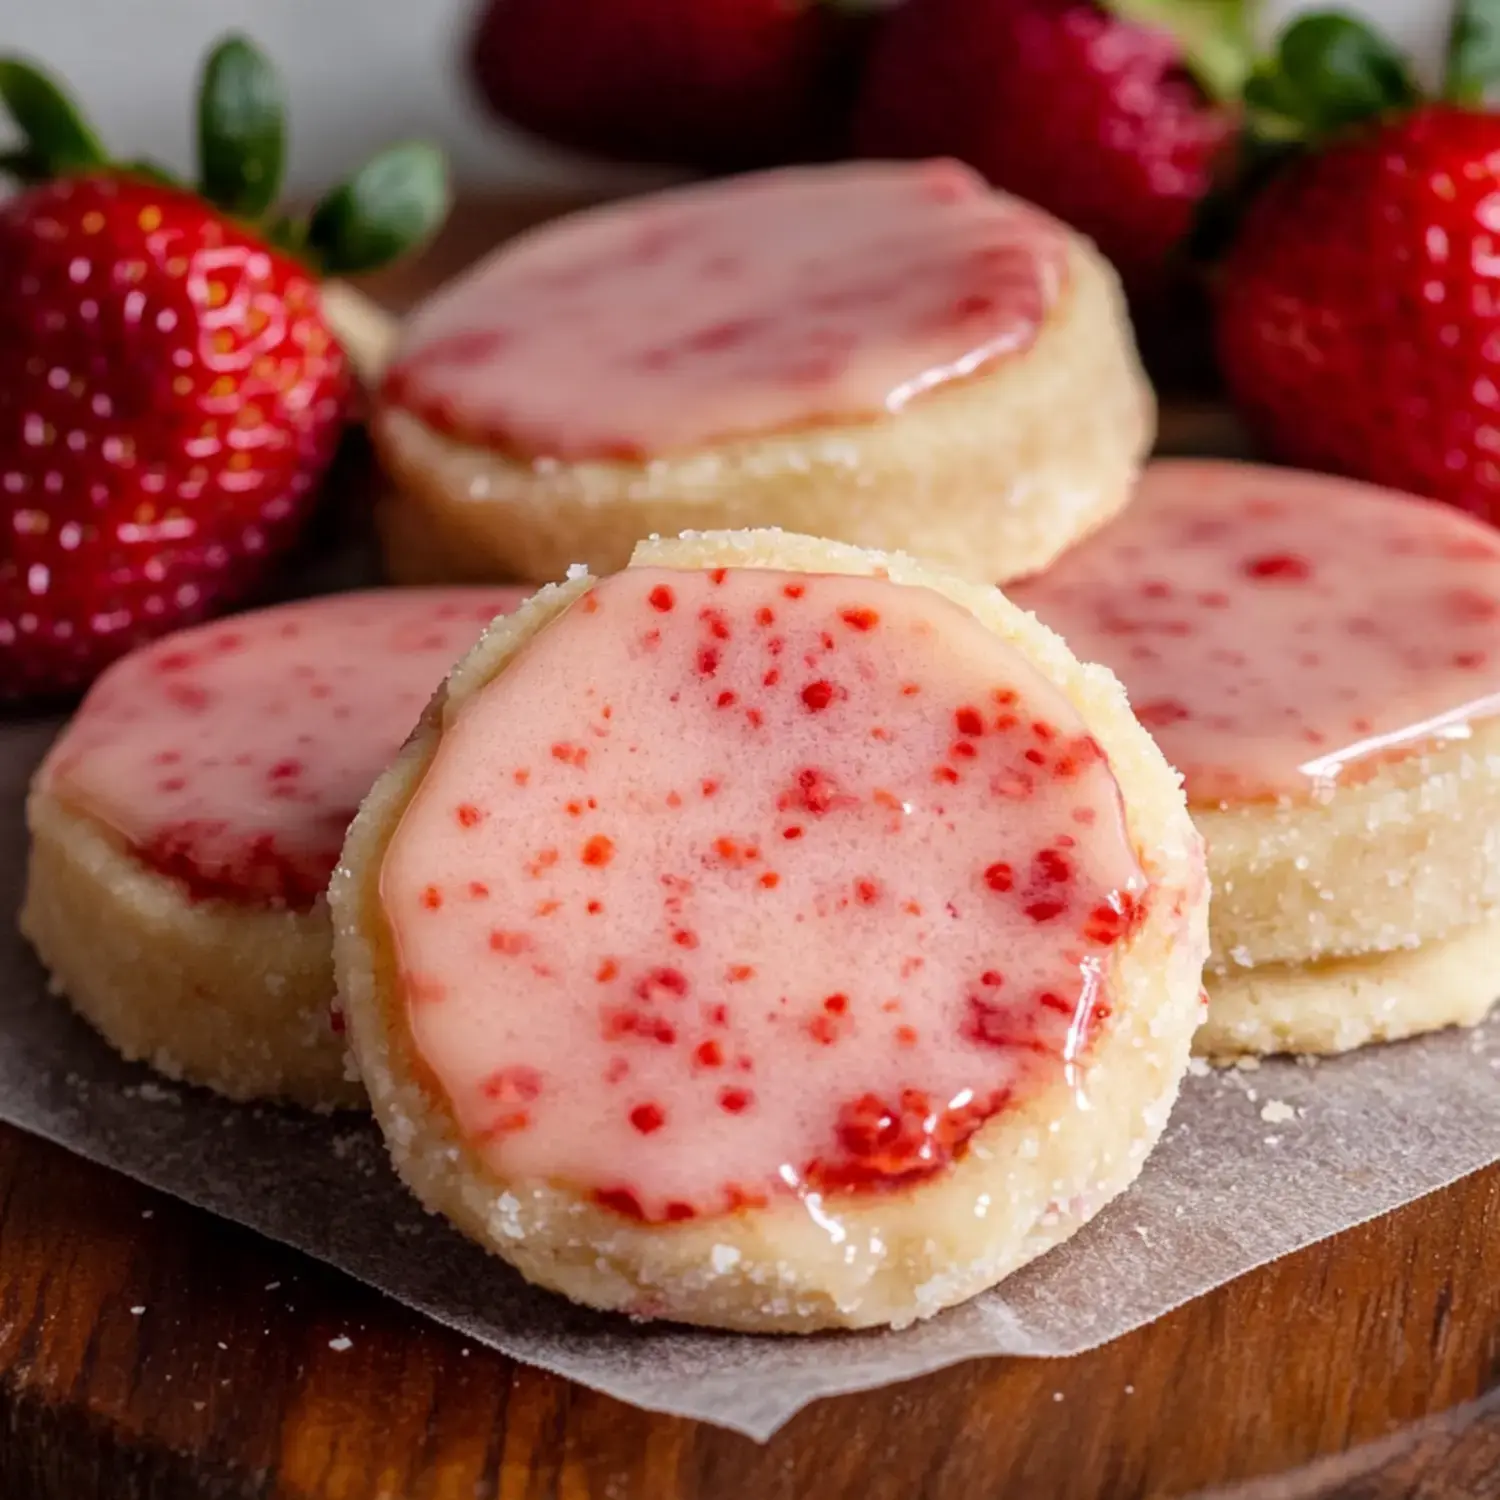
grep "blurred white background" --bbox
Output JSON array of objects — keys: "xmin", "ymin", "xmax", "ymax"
[{"xmin": 2, "ymin": 0, "xmax": 1458, "ymax": 192}]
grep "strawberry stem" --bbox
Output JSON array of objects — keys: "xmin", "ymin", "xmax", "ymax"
[
  {"xmin": 1192, "ymin": 9, "xmax": 1425, "ymax": 266},
  {"xmin": 1444, "ymin": 0, "xmax": 1500, "ymax": 105},
  {"xmin": 1242, "ymin": 12, "xmax": 1418, "ymax": 144}
]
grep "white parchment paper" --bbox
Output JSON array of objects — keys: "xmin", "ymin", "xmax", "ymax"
[{"xmin": 3, "ymin": 713, "xmax": 1498, "ymax": 1441}]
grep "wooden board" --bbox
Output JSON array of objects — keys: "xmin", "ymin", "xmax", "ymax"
[{"xmin": 4, "ymin": 199, "xmax": 1500, "ymax": 1500}]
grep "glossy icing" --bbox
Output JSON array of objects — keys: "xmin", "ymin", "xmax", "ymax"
[
  {"xmin": 44, "ymin": 587, "xmax": 527, "ymax": 910},
  {"xmin": 384, "ymin": 161, "xmax": 1068, "ymax": 463},
  {"xmin": 1011, "ymin": 461, "xmax": 1500, "ymax": 806},
  {"xmin": 380, "ymin": 566, "xmax": 1147, "ymax": 1223}
]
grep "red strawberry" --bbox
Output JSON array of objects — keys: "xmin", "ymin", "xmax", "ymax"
[
  {"xmin": 0, "ymin": 39, "xmax": 449, "ymax": 700},
  {"xmin": 468, "ymin": 0, "xmax": 871, "ymax": 171},
  {"xmin": 0, "ymin": 176, "xmax": 347, "ymax": 700},
  {"xmin": 854, "ymin": 0, "xmax": 1244, "ymax": 307},
  {"xmin": 1216, "ymin": 9, "xmax": 1500, "ymax": 525}
]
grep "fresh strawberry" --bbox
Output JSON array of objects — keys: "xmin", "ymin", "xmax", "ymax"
[
  {"xmin": 1216, "ymin": 7, "xmax": 1500, "ymax": 526},
  {"xmin": 467, "ymin": 0, "xmax": 872, "ymax": 171},
  {"xmin": 853, "ymin": 0, "xmax": 1245, "ymax": 308},
  {"xmin": 0, "ymin": 39, "xmax": 449, "ymax": 701}
]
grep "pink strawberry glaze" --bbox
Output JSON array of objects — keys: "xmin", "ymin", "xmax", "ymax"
[
  {"xmin": 43, "ymin": 587, "xmax": 528, "ymax": 911},
  {"xmin": 380, "ymin": 566, "xmax": 1150, "ymax": 1223},
  {"xmin": 1010, "ymin": 460, "xmax": 1500, "ymax": 807},
  {"xmin": 382, "ymin": 160, "xmax": 1068, "ymax": 463}
]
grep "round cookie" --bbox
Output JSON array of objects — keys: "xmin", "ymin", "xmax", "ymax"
[
  {"xmin": 1011, "ymin": 459, "xmax": 1500, "ymax": 1054},
  {"xmin": 331, "ymin": 529, "xmax": 1207, "ymax": 1332},
  {"xmin": 373, "ymin": 160, "xmax": 1153, "ymax": 588},
  {"xmin": 22, "ymin": 587, "xmax": 525, "ymax": 1108}
]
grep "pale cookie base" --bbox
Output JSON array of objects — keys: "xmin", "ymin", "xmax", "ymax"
[
  {"xmin": 1197, "ymin": 911, "xmax": 1500, "ymax": 1059},
  {"xmin": 1199, "ymin": 717, "xmax": 1500, "ymax": 970},
  {"xmin": 371, "ymin": 232, "xmax": 1153, "ymax": 588},
  {"xmin": 21, "ymin": 787, "xmax": 363, "ymax": 1111},
  {"xmin": 332, "ymin": 528, "xmax": 1208, "ymax": 1333}
]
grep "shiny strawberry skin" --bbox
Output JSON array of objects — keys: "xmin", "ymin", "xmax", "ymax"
[
  {"xmin": 854, "ymin": 0, "xmax": 1234, "ymax": 303},
  {"xmin": 0, "ymin": 174, "xmax": 349, "ymax": 699},
  {"xmin": 468, "ymin": 0, "xmax": 859, "ymax": 171},
  {"xmin": 1218, "ymin": 106, "xmax": 1500, "ymax": 527}
]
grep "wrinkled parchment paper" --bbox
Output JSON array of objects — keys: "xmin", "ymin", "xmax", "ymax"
[{"xmin": 3, "ymin": 715, "xmax": 1499, "ymax": 1440}]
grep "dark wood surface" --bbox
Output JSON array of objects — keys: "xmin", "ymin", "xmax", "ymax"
[{"xmin": 4, "ymin": 200, "xmax": 1500, "ymax": 1500}]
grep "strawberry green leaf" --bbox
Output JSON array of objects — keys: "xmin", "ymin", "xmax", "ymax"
[
  {"xmin": 1104, "ymin": 0, "xmax": 1252, "ymax": 104},
  {"xmin": 1444, "ymin": 0, "xmax": 1500, "ymax": 105},
  {"xmin": 1256, "ymin": 12, "xmax": 1417, "ymax": 139},
  {"xmin": 304, "ymin": 141, "xmax": 449, "ymax": 275},
  {"xmin": 196, "ymin": 33, "xmax": 285, "ymax": 219},
  {"xmin": 0, "ymin": 57, "xmax": 107, "ymax": 179}
]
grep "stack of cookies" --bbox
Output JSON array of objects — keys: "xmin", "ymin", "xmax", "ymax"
[{"xmin": 1013, "ymin": 461, "xmax": 1500, "ymax": 1060}]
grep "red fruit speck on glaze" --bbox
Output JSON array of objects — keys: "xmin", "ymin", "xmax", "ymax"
[
  {"xmin": 381, "ymin": 564, "xmax": 1151, "ymax": 1223},
  {"xmin": 1243, "ymin": 553, "xmax": 1312, "ymax": 582},
  {"xmin": 581, "ymin": 834, "xmax": 615, "ymax": 866}
]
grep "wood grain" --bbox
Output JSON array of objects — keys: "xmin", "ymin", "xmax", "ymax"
[
  {"xmin": 4, "ymin": 198, "xmax": 1500, "ymax": 1500},
  {"xmin": 5, "ymin": 1121, "xmax": 1500, "ymax": 1499}
]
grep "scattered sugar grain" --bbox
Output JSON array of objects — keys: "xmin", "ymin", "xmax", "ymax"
[
  {"xmin": 130, "ymin": 1082, "xmax": 180, "ymax": 1105},
  {"xmin": 129, "ymin": 1306, "xmax": 145, "ymax": 1316},
  {"xmin": 329, "ymin": 1336, "xmax": 353, "ymax": 1352},
  {"xmin": 1260, "ymin": 1100, "xmax": 1297, "ymax": 1124}
]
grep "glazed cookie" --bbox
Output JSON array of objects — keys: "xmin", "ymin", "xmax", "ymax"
[
  {"xmin": 331, "ymin": 530, "xmax": 1207, "ymax": 1332},
  {"xmin": 373, "ymin": 160, "xmax": 1152, "ymax": 587},
  {"xmin": 1012, "ymin": 459, "xmax": 1500, "ymax": 1056},
  {"xmin": 22, "ymin": 587, "xmax": 525, "ymax": 1108}
]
